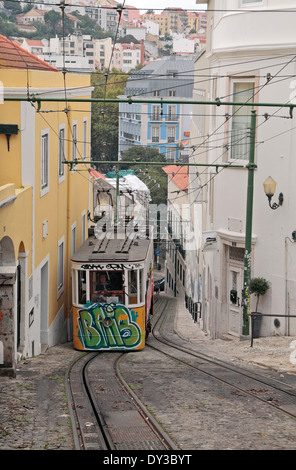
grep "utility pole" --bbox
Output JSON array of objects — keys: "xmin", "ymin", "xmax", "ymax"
[
  {"xmin": 242, "ymin": 110, "xmax": 257, "ymax": 335},
  {"xmin": 114, "ymin": 166, "xmax": 119, "ymax": 227}
]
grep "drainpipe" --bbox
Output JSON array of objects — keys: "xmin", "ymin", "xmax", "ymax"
[
  {"xmin": 66, "ymin": 108, "xmax": 72, "ymax": 340},
  {"xmin": 285, "ymin": 236, "xmax": 294, "ymax": 336}
]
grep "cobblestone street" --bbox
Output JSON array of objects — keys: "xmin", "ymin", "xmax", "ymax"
[{"xmin": 0, "ymin": 295, "xmax": 295, "ymax": 450}]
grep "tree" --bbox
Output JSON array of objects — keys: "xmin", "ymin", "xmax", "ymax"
[
  {"xmin": 0, "ymin": 16, "xmax": 18, "ymax": 36},
  {"xmin": 71, "ymin": 12, "xmax": 114, "ymax": 40},
  {"xmin": 44, "ymin": 10, "xmax": 61, "ymax": 35},
  {"xmin": 117, "ymin": 35, "xmax": 139, "ymax": 44},
  {"xmin": 249, "ymin": 277, "xmax": 270, "ymax": 312},
  {"xmin": 90, "ymin": 69, "xmax": 129, "ymax": 168},
  {"xmin": 3, "ymin": 0, "xmax": 22, "ymax": 15}
]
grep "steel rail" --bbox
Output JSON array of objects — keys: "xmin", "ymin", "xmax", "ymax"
[
  {"xmin": 65, "ymin": 341, "xmax": 178, "ymax": 450},
  {"xmin": 149, "ymin": 297, "xmax": 296, "ymax": 419},
  {"xmin": 114, "ymin": 353, "xmax": 178, "ymax": 451}
]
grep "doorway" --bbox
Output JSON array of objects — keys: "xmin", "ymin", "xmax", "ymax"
[
  {"xmin": 227, "ymin": 246, "xmax": 244, "ymax": 336},
  {"xmin": 40, "ymin": 261, "xmax": 49, "ymax": 347},
  {"xmin": 17, "ymin": 264, "xmax": 21, "ymax": 349}
]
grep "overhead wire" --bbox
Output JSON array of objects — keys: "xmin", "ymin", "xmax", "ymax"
[
  {"xmin": 25, "ymin": 51, "xmax": 296, "ymax": 99},
  {"xmin": 4, "ymin": 0, "xmax": 296, "ymax": 13},
  {"xmin": 3, "ymin": 2, "xmax": 296, "ymax": 191},
  {"xmin": 169, "ymin": 51, "xmax": 296, "ymax": 209}
]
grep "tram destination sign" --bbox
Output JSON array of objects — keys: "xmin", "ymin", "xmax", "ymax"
[{"xmin": 80, "ymin": 263, "xmax": 143, "ymax": 270}]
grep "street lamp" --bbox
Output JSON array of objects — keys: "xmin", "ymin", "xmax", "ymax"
[{"xmin": 263, "ymin": 176, "xmax": 284, "ymax": 210}]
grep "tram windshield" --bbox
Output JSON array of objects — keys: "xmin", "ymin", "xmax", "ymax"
[
  {"xmin": 90, "ymin": 271, "xmax": 123, "ymax": 304},
  {"xmin": 74, "ymin": 267, "xmax": 144, "ymax": 307}
]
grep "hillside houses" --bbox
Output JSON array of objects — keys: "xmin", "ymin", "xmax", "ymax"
[{"xmin": 3, "ymin": 3, "xmax": 207, "ymax": 72}]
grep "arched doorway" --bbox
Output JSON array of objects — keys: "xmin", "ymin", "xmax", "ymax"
[
  {"xmin": 17, "ymin": 242, "xmax": 26, "ymax": 353},
  {"xmin": 0, "ymin": 236, "xmax": 16, "ymax": 377}
]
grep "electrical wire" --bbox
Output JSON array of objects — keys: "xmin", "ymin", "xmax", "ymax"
[
  {"xmin": 168, "ymin": 52, "xmax": 296, "ymax": 208},
  {"xmin": 4, "ymin": 0, "xmax": 296, "ymax": 13},
  {"xmin": 3, "ymin": 2, "xmax": 296, "ymax": 196}
]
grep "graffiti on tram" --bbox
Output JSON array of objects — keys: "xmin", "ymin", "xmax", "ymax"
[{"xmin": 77, "ymin": 303, "xmax": 142, "ymax": 350}]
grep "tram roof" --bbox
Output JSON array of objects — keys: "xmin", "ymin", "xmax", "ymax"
[{"xmin": 71, "ymin": 232, "xmax": 152, "ymax": 264}]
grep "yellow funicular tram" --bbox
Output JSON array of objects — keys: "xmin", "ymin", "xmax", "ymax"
[{"xmin": 71, "ymin": 225, "xmax": 154, "ymax": 351}]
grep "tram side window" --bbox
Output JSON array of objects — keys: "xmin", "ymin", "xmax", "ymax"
[
  {"xmin": 139, "ymin": 269, "xmax": 144, "ymax": 303},
  {"xmin": 128, "ymin": 270, "xmax": 138, "ymax": 305},
  {"xmin": 78, "ymin": 270, "xmax": 87, "ymax": 304}
]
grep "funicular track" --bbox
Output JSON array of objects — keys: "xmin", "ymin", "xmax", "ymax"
[
  {"xmin": 149, "ymin": 296, "xmax": 296, "ymax": 420},
  {"xmin": 65, "ymin": 348, "xmax": 178, "ymax": 450}
]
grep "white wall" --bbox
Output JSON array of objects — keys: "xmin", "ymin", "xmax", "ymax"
[{"xmin": 194, "ymin": 0, "xmax": 296, "ymax": 337}]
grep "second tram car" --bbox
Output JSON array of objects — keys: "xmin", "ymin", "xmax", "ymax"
[{"xmin": 71, "ymin": 230, "xmax": 154, "ymax": 351}]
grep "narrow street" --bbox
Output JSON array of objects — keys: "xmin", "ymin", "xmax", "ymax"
[{"xmin": 0, "ymin": 295, "xmax": 295, "ymax": 451}]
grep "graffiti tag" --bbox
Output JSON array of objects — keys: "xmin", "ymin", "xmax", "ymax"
[
  {"xmin": 77, "ymin": 303, "xmax": 142, "ymax": 350},
  {"xmin": 81, "ymin": 263, "xmax": 142, "ymax": 271}
]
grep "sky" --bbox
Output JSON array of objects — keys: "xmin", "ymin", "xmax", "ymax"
[{"xmin": 127, "ymin": 0, "xmax": 208, "ymax": 13}]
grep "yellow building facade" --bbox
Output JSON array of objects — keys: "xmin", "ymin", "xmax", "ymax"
[
  {"xmin": 187, "ymin": 12, "xmax": 199, "ymax": 32},
  {"xmin": 0, "ymin": 35, "xmax": 93, "ymax": 376},
  {"xmin": 142, "ymin": 13, "xmax": 171, "ymax": 36}
]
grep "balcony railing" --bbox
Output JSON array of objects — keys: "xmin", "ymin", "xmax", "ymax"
[
  {"xmin": 151, "ymin": 114, "xmax": 162, "ymax": 121},
  {"xmin": 166, "ymin": 114, "xmax": 178, "ymax": 121},
  {"xmin": 123, "ymin": 132, "xmax": 134, "ymax": 140}
]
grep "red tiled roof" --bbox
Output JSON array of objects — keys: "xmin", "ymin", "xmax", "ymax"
[
  {"xmin": 90, "ymin": 168, "xmax": 106, "ymax": 179},
  {"xmin": 66, "ymin": 13, "xmax": 81, "ymax": 22},
  {"xmin": 162, "ymin": 165, "xmax": 188, "ymax": 191},
  {"xmin": 16, "ymin": 25, "xmax": 37, "ymax": 31},
  {"xmin": 24, "ymin": 39, "xmax": 44, "ymax": 46},
  {"xmin": 0, "ymin": 34, "xmax": 58, "ymax": 72}
]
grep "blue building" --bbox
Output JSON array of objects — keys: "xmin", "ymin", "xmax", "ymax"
[{"xmin": 118, "ymin": 56, "xmax": 194, "ymax": 162}]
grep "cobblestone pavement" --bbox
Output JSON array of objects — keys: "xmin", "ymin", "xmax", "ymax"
[
  {"xmin": 0, "ymin": 344, "xmax": 81, "ymax": 450},
  {"xmin": 121, "ymin": 296, "xmax": 296, "ymax": 450},
  {"xmin": 0, "ymin": 294, "xmax": 295, "ymax": 450}
]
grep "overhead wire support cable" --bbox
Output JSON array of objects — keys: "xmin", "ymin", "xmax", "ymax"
[
  {"xmin": 62, "ymin": 160, "xmax": 247, "ymax": 170},
  {"xmin": 4, "ymin": 96, "xmax": 296, "ymax": 117}
]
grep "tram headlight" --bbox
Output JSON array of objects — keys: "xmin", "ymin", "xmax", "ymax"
[{"xmin": 103, "ymin": 318, "xmax": 113, "ymax": 327}]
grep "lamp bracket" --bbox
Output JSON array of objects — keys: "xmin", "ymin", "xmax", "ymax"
[{"xmin": 268, "ymin": 192, "xmax": 284, "ymax": 210}]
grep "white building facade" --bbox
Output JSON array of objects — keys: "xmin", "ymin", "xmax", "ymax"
[{"xmin": 188, "ymin": 0, "xmax": 296, "ymax": 339}]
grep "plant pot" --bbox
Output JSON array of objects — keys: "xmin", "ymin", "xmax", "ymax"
[{"xmin": 251, "ymin": 312, "xmax": 262, "ymax": 338}]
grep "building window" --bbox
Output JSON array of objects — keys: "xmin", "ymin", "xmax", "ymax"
[
  {"xmin": 72, "ymin": 122, "xmax": 77, "ymax": 172},
  {"xmin": 41, "ymin": 130, "xmax": 49, "ymax": 195},
  {"xmin": 72, "ymin": 123, "xmax": 77, "ymax": 160},
  {"xmin": 71, "ymin": 223, "xmax": 77, "ymax": 257},
  {"xmin": 58, "ymin": 126, "xmax": 65, "ymax": 181},
  {"xmin": 58, "ymin": 237, "xmax": 64, "ymax": 296},
  {"xmin": 83, "ymin": 118, "xmax": 87, "ymax": 160},
  {"xmin": 167, "ymin": 105, "xmax": 177, "ymax": 121},
  {"xmin": 166, "ymin": 147, "xmax": 175, "ymax": 162},
  {"xmin": 151, "ymin": 105, "xmax": 161, "ymax": 121},
  {"xmin": 242, "ymin": 0, "xmax": 261, "ymax": 3},
  {"xmin": 82, "ymin": 211, "xmax": 86, "ymax": 243},
  {"xmin": 152, "ymin": 126, "xmax": 160, "ymax": 142},
  {"xmin": 167, "ymin": 126, "xmax": 176, "ymax": 143},
  {"xmin": 230, "ymin": 80, "xmax": 255, "ymax": 160}
]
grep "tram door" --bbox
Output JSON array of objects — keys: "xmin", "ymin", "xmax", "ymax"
[{"xmin": 227, "ymin": 263, "xmax": 243, "ymax": 336}]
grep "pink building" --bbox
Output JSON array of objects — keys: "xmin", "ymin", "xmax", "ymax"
[{"xmin": 124, "ymin": 4, "xmax": 140, "ymax": 24}]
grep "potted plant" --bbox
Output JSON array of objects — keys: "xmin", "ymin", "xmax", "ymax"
[{"xmin": 249, "ymin": 277, "xmax": 270, "ymax": 338}]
